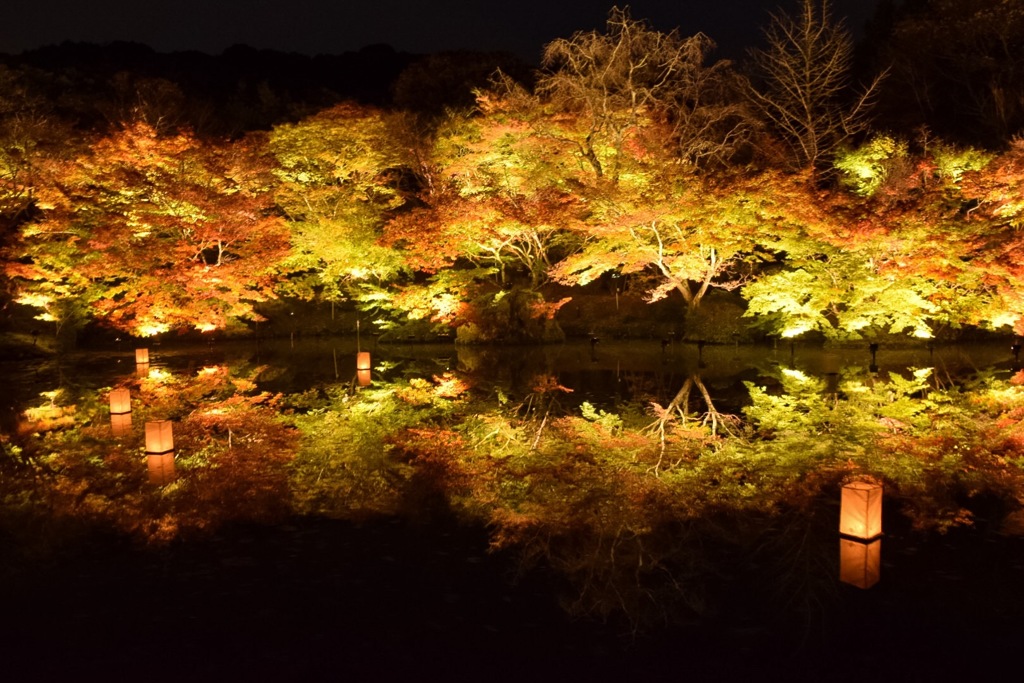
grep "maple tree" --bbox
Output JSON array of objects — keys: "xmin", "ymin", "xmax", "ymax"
[
  {"xmin": 5, "ymin": 121, "xmax": 290, "ymax": 337},
  {"xmin": 268, "ymin": 103, "xmax": 410, "ymax": 308},
  {"xmin": 374, "ymin": 96, "xmax": 586, "ymax": 340}
]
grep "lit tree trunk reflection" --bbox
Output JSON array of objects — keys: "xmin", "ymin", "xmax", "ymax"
[{"xmin": 647, "ymin": 373, "xmax": 734, "ymax": 472}]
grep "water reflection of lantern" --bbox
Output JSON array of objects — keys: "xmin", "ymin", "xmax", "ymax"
[
  {"xmin": 840, "ymin": 480, "xmax": 883, "ymax": 540},
  {"xmin": 110, "ymin": 412, "xmax": 132, "ymax": 437},
  {"xmin": 109, "ymin": 388, "xmax": 131, "ymax": 414},
  {"xmin": 147, "ymin": 453, "xmax": 176, "ymax": 486},
  {"xmin": 145, "ymin": 420, "xmax": 174, "ymax": 454},
  {"xmin": 135, "ymin": 348, "xmax": 150, "ymax": 364},
  {"xmin": 357, "ymin": 369, "xmax": 371, "ymax": 386},
  {"xmin": 840, "ymin": 537, "xmax": 882, "ymax": 589},
  {"xmin": 136, "ymin": 362, "xmax": 150, "ymax": 378}
]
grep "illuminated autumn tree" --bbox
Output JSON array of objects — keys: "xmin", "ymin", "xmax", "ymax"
[
  {"xmin": 268, "ymin": 103, "xmax": 410, "ymax": 310},
  {"xmin": 749, "ymin": 0, "xmax": 884, "ymax": 170},
  {"xmin": 537, "ymin": 6, "xmax": 756, "ymax": 179},
  {"xmin": 6, "ymin": 122, "xmax": 290, "ymax": 337},
  {"xmin": 378, "ymin": 98, "xmax": 584, "ymax": 341},
  {"xmin": 552, "ymin": 167, "xmax": 818, "ymax": 318},
  {"xmin": 957, "ymin": 140, "xmax": 1024, "ymax": 333},
  {"xmin": 742, "ymin": 144, "xmax": 1009, "ymax": 341}
]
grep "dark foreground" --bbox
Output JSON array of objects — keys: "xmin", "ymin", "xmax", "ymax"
[{"xmin": 2, "ymin": 513, "xmax": 1023, "ymax": 683}]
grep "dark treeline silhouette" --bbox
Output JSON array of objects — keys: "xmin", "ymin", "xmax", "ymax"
[
  {"xmin": 1, "ymin": 1, "xmax": 1021, "ymax": 144},
  {"xmin": 0, "ymin": 41, "xmax": 532, "ymax": 136}
]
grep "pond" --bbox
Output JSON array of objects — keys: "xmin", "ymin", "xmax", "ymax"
[{"xmin": 2, "ymin": 338, "xmax": 1024, "ymax": 681}]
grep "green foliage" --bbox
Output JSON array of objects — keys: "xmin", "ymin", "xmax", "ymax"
[
  {"xmin": 580, "ymin": 401, "xmax": 624, "ymax": 434},
  {"xmin": 288, "ymin": 377, "xmax": 465, "ymax": 517},
  {"xmin": 834, "ymin": 135, "xmax": 908, "ymax": 196},
  {"xmin": 932, "ymin": 144, "xmax": 994, "ymax": 183}
]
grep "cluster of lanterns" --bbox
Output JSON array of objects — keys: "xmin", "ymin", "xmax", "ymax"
[
  {"xmin": 111, "ymin": 347, "xmax": 375, "ymax": 485},
  {"xmin": 108, "ymin": 351, "xmax": 178, "ymax": 486}
]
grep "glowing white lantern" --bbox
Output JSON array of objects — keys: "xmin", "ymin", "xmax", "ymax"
[
  {"xmin": 145, "ymin": 420, "xmax": 174, "ymax": 454},
  {"xmin": 109, "ymin": 388, "xmax": 131, "ymax": 415},
  {"xmin": 110, "ymin": 412, "xmax": 132, "ymax": 437},
  {"xmin": 840, "ymin": 480, "xmax": 883, "ymax": 540},
  {"xmin": 147, "ymin": 453, "xmax": 176, "ymax": 486},
  {"xmin": 840, "ymin": 538, "xmax": 882, "ymax": 589},
  {"xmin": 135, "ymin": 348, "xmax": 150, "ymax": 364}
]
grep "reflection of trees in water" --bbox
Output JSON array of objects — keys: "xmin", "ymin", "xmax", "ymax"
[{"xmin": 6, "ymin": 347, "xmax": 1024, "ymax": 629}]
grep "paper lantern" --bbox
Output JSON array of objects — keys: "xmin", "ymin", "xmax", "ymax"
[
  {"xmin": 840, "ymin": 538, "xmax": 882, "ymax": 589},
  {"xmin": 356, "ymin": 351, "xmax": 371, "ymax": 371},
  {"xmin": 840, "ymin": 480, "xmax": 883, "ymax": 540},
  {"xmin": 136, "ymin": 362, "xmax": 150, "ymax": 378},
  {"xmin": 145, "ymin": 420, "xmax": 174, "ymax": 454},
  {"xmin": 135, "ymin": 348, "xmax": 150, "ymax": 364},
  {"xmin": 110, "ymin": 412, "xmax": 132, "ymax": 437},
  {"xmin": 109, "ymin": 387, "xmax": 131, "ymax": 414},
  {"xmin": 147, "ymin": 453, "xmax": 176, "ymax": 486},
  {"xmin": 357, "ymin": 369, "xmax": 371, "ymax": 387}
]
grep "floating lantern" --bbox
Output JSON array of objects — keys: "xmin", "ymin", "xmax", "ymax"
[
  {"xmin": 357, "ymin": 351, "xmax": 371, "ymax": 371},
  {"xmin": 145, "ymin": 420, "xmax": 174, "ymax": 454},
  {"xmin": 840, "ymin": 479, "xmax": 883, "ymax": 540},
  {"xmin": 110, "ymin": 412, "xmax": 132, "ymax": 437},
  {"xmin": 135, "ymin": 348, "xmax": 150, "ymax": 364},
  {"xmin": 109, "ymin": 388, "xmax": 131, "ymax": 415},
  {"xmin": 147, "ymin": 453, "xmax": 176, "ymax": 486},
  {"xmin": 357, "ymin": 369, "xmax": 371, "ymax": 387},
  {"xmin": 840, "ymin": 537, "xmax": 882, "ymax": 589}
]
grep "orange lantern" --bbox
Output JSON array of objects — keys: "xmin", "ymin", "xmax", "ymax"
[
  {"xmin": 840, "ymin": 537, "xmax": 882, "ymax": 589},
  {"xmin": 136, "ymin": 362, "xmax": 150, "ymax": 378},
  {"xmin": 135, "ymin": 348, "xmax": 150, "ymax": 364},
  {"xmin": 840, "ymin": 479, "xmax": 883, "ymax": 540},
  {"xmin": 145, "ymin": 420, "xmax": 174, "ymax": 454},
  {"xmin": 357, "ymin": 369, "xmax": 371, "ymax": 387},
  {"xmin": 110, "ymin": 412, "xmax": 132, "ymax": 437},
  {"xmin": 147, "ymin": 453, "xmax": 176, "ymax": 486},
  {"xmin": 357, "ymin": 351, "xmax": 371, "ymax": 371},
  {"xmin": 109, "ymin": 387, "xmax": 131, "ymax": 414}
]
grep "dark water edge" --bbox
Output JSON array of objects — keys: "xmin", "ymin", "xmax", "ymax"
[{"xmin": 2, "ymin": 513, "xmax": 1023, "ymax": 683}]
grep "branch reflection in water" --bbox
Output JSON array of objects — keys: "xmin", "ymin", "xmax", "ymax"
[{"xmin": 3, "ymin": 338, "xmax": 1024, "ymax": 627}]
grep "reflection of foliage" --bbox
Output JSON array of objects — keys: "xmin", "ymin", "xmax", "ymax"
[
  {"xmin": 288, "ymin": 375, "xmax": 467, "ymax": 518},
  {"xmin": 7, "ymin": 365, "xmax": 296, "ymax": 543},
  {"xmin": 5, "ymin": 357, "xmax": 1024, "ymax": 625}
]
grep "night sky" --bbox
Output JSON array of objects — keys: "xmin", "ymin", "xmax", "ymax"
[{"xmin": 1, "ymin": 0, "xmax": 882, "ymax": 61}]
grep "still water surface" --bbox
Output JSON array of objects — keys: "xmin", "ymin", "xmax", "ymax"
[{"xmin": 2, "ymin": 338, "xmax": 1024, "ymax": 681}]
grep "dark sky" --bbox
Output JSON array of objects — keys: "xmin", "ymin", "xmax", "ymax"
[{"xmin": 0, "ymin": 0, "xmax": 882, "ymax": 61}]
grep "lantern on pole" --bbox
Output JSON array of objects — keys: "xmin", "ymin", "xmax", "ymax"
[
  {"xmin": 135, "ymin": 348, "xmax": 150, "ymax": 364},
  {"xmin": 147, "ymin": 453, "xmax": 176, "ymax": 486},
  {"xmin": 840, "ymin": 479, "xmax": 883, "ymax": 540},
  {"xmin": 145, "ymin": 420, "xmax": 174, "ymax": 455},
  {"xmin": 109, "ymin": 388, "xmax": 131, "ymax": 415},
  {"xmin": 110, "ymin": 412, "xmax": 132, "ymax": 437},
  {"xmin": 840, "ymin": 537, "xmax": 882, "ymax": 589}
]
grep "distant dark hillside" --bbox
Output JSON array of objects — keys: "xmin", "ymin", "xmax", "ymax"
[
  {"xmin": 0, "ymin": 41, "xmax": 418, "ymax": 134},
  {"xmin": 1, "ymin": 42, "xmax": 534, "ymax": 138}
]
